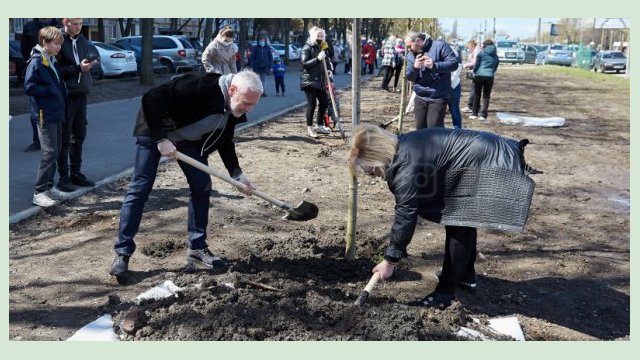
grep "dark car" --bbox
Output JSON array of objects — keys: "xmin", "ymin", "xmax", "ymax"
[
  {"xmin": 521, "ymin": 44, "xmax": 547, "ymax": 64},
  {"xmin": 86, "ymin": 41, "xmax": 105, "ymax": 80},
  {"xmin": 9, "ymin": 40, "xmax": 26, "ymax": 86},
  {"xmin": 593, "ymin": 51, "xmax": 627, "ymax": 73}
]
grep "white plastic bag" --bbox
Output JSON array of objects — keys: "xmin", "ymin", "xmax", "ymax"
[
  {"xmin": 497, "ymin": 112, "xmax": 565, "ymax": 127},
  {"xmin": 405, "ymin": 91, "xmax": 416, "ymax": 113}
]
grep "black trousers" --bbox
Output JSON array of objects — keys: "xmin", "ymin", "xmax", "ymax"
[
  {"xmin": 58, "ymin": 94, "xmax": 88, "ymax": 178},
  {"xmin": 413, "ymin": 97, "xmax": 447, "ymax": 129},
  {"xmin": 435, "ymin": 226, "xmax": 478, "ymax": 295},
  {"xmin": 303, "ymin": 87, "xmax": 328, "ymax": 127},
  {"xmin": 274, "ymin": 77, "xmax": 285, "ymax": 94},
  {"xmin": 472, "ymin": 76, "xmax": 495, "ymax": 118}
]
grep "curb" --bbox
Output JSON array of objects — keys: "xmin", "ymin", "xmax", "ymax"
[{"xmin": 9, "ymin": 77, "xmax": 370, "ymax": 225}]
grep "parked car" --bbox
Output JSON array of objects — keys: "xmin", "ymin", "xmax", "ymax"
[
  {"xmin": 86, "ymin": 41, "xmax": 105, "ymax": 80},
  {"xmin": 113, "ymin": 35, "xmax": 198, "ymax": 73},
  {"xmin": 496, "ymin": 40, "xmax": 525, "ymax": 64},
  {"xmin": 9, "ymin": 41, "xmax": 26, "ymax": 85},
  {"xmin": 92, "ymin": 41, "xmax": 137, "ymax": 78},
  {"xmin": 112, "ymin": 42, "xmax": 167, "ymax": 74},
  {"xmin": 270, "ymin": 43, "xmax": 301, "ymax": 61},
  {"xmin": 592, "ymin": 51, "xmax": 627, "ymax": 73},
  {"xmin": 535, "ymin": 44, "xmax": 573, "ymax": 66},
  {"xmin": 520, "ymin": 44, "xmax": 547, "ymax": 64}
]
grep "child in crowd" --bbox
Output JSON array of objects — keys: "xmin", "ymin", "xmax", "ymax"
[
  {"xmin": 272, "ymin": 57, "xmax": 286, "ymax": 96},
  {"xmin": 24, "ymin": 26, "xmax": 67, "ymax": 207}
]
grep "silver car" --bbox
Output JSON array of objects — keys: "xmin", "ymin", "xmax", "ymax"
[
  {"xmin": 496, "ymin": 40, "xmax": 525, "ymax": 64},
  {"xmin": 593, "ymin": 51, "xmax": 627, "ymax": 73},
  {"xmin": 113, "ymin": 35, "xmax": 198, "ymax": 73}
]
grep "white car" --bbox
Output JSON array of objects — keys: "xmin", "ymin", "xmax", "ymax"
[
  {"xmin": 93, "ymin": 41, "xmax": 137, "ymax": 77},
  {"xmin": 271, "ymin": 43, "xmax": 301, "ymax": 61}
]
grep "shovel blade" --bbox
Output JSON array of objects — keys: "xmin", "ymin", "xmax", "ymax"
[{"xmin": 283, "ymin": 200, "xmax": 319, "ymax": 221}]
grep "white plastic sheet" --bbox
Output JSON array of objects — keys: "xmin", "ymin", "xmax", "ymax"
[
  {"xmin": 67, "ymin": 314, "xmax": 119, "ymax": 341},
  {"xmin": 497, "ymin": 112, "xmax": 565, "ymax": 127},
  {"xmin": 134, "ymin": 280, "xmax": 184, "ymax": 304}
]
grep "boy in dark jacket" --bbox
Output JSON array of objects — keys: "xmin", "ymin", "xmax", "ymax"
[
  {"xmin": 24, "ymin": 26, "xmax": 67, "ymax": 207},
  {"xmin": 272, "ymin": 57, "xmax": 286, "ymax": 96}
]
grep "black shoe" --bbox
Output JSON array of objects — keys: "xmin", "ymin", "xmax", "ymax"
[
  {"xmin": 459, "ymin": 273, "xmax": 478, "ymax": 292},
  {"xmin": 71, "ymin": 172, "xmax": 95, "ymax": 187},
  {"xmin": 408, "ymin": 291, "xmax": 455, "ymax": 309},
  {"xmin": 109, "ymin": 254, "xmax": 130, "ymax": 277},
  {"xmin": 56, "ymin": 177, "xmax": 75, "ymax": 193},
  {"xmin": 24, "ymin": 142, "xmax": 41, "ymax": 152},
  {"xmin": 187, "ymin": 248, "xmax": 226, "ymax": 269},
  {"xmin": 435, "ymin": 270, "xmax": 478, "ymax": 292}
]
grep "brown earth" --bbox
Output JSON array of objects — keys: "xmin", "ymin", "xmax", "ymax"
[{"xmin": 9, "ymin": 65, "xmax": 630, "ymax": 341}]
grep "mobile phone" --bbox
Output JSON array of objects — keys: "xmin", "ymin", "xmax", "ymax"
[{"xmin": 87, "ymin": 55, "xmax": 100, "ymax": 62}]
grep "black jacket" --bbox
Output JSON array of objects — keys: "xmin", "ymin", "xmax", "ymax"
[
  {"xmin": 383, "ymin": 128, "xmax": 535, "ymax": 262},
  {"xmin": 299, "ymin": 42, "xmax": 331, "ymax": 91},
  {"xmin": 20, "ymin": 19, "xmax": 60, "ymax": 60},
  {"xmin": 57, "ymin": 32, "xmax": 93, "ymax": 96},
  {"xmin": 134, "ymin": 72, "xmax": 247, "ymax": 177}
]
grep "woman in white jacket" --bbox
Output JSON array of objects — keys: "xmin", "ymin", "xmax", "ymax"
[
  {"xmin": 462, "ymin": 39, "xmax": 480, "ymax": 113},
  {"xmin": 201, "ymin": 27, "xmax": 238, "ymax": 75}
]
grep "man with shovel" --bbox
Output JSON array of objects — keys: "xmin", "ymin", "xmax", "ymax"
[{"xmin": 109, "ymin": 69, "xmax": 262, "ymax": 280}]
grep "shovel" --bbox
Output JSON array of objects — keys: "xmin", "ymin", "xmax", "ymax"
[
  {"xmin": 175, "ymin": 151, "xmax": 318, "ymax": 221},
  {"xmin": 354, "ymin": 272, "xmax": 381, "ymax": 306},
  {"xmin": 320, "ymin": 59, "xmax": 346, "ymax": 142}
]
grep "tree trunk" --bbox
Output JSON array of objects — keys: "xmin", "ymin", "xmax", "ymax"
[
  {"xmin": 303, "ymin": 18, "xmax": 309, "ymax": 39},
  {"xmin": 196, "ymin": 18, "xmax": 204, "ymax": 39},
  {"xmin": 97, "ymin": 18, "xmax": 105, "ymax": 42},
  {"xmin": 140, "ymin": 18, "xmax": 154, "ymax": 86},
  {"xmin": 118, "ymin": 18, "xmax": 134, "ymax": 37},
  {"xmin": 203, "ymin": 18, "xmax": 214, "ymax": 48},
  {"xmin": 239, "ymin": 18, "xmax": 249, "ymax": 68}
]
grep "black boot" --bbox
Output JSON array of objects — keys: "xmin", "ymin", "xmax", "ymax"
[{"xmin": 109, "ymin": 254, "xmax": 130, "ymax": 277}]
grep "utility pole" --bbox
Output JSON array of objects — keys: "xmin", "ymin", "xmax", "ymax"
[
  {"xmin": 492, "ymin": 18, "xmax": 496, "ymax": 40},
  {"xmin": 537, "ymin": 18, "xmax": 542, "ymax": 43}
]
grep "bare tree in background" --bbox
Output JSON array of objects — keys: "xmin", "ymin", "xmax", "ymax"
[
  {"xmin": 118, "ymin": 18, "xmax": 135, "ymax": 37},
  {"xmin": 140, "ymin": 18, "xmax": 154, "ymax": 86}
]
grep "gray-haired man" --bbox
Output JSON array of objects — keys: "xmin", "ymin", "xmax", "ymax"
[{"xmin": 110, "ymin": 70, "xmax": 263, "ymax": 280}]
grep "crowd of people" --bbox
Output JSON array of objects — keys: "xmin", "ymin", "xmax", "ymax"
[{"xmin": 23, "ymin": 22, "xmax": 527, "ymax": 311}]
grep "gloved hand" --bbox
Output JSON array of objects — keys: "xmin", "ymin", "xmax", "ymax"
[
  {"xmin": 372, "ymin": 259, "xmax": 396, "ymax": 281},
  {"xmin": 234, "ymin": 174, "xmax": 255, "ymax": 196},
  {"xmin": 317, "ymin": 51, "xmax": 327, "ymax": 61},
  {"xmin": 157, "ymin": 139, "xmax": 176, "ymax": 158}
]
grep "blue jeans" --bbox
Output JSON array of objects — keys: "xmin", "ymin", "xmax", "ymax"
[
  {"xmin": 114, "ymin": 136, "xmax": 212, "ymax": 256},
  {"xmin": 448, "ymin": 83, "xmax": 462, "ymax": 129}
]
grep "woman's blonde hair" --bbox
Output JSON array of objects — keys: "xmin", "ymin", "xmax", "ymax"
[
  {"xmin": 348, "ymin": 124, "xmax": 398, "ymax": 177},
  {"xmin": 38, "ymin": 26, "xmax": 63, "ymax": 46}
]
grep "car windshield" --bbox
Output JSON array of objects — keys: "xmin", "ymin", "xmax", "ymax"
[
  {"xmin": 497, "ymin": 41, "xmax": 518, "ymax": 48},
  {"xmin": 604, "ymin": 52, "xmax": 626, "ymax": 59},
  {"xmin": 177, "ymin": 38, "xmax": 193, "ymax": 49},
  {"xmin": 94, "ymin": 42, "xmax": 126, "ymax": 51}
]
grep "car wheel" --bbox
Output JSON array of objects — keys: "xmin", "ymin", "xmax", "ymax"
[
  {"xmin": 161, "ymin": 59, "xmax": 175, "ymax": 73},
  {"xmin": 600, "ymin": 66, "xmax": 605, "ymax": 73},
  {"xmin": 616, "ymin": 70, "xmax": 621, "ymax": 73},
  {"xmin": 593, "ymin": 67, "xmax": 597, "ymax": 72}
]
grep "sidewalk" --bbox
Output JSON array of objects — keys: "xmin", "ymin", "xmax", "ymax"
[{"xmin": 9, "ymin": 65, "xmax": 368, "ymax": 222}]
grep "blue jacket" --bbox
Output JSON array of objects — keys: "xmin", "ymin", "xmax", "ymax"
[
  {"xmin": 473, "ymin": 45, "xmax": 499, "ymax": 77},
  {"xmin": 272, "ymin": 62, "xmax": 286, "ymax": 78},
  {"xmin": 250, "ymin": 44, "xmax": 273, "ymax": 73},
  {"xmin": 405, "ymin": 39, "xmax": 459, "ymax": 102},
  {"xmin": 24, "ymin": 47, "xmax": 67, "ymax": 125}
]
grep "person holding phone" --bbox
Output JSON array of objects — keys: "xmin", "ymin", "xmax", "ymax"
[
  {"xmin": 404, "ymin": 31, "xmax": 458, "ymax": 130},
  {"xmin": 55, "ymin": 18, "xmax": 97, "ymax": 193}
]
